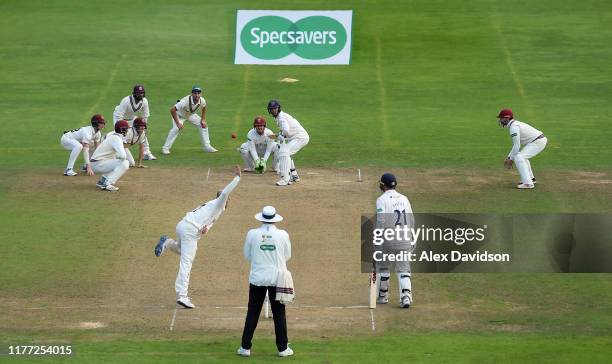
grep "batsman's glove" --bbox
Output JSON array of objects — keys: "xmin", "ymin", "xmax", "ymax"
[{"xmin": 254, "ymin": 158, "xmax": 266, "ymax": 174}]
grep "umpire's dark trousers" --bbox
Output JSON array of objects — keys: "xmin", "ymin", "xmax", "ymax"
[{"xmin": 241, "ymin": 284, "xmax": 288, "ymax": 351}]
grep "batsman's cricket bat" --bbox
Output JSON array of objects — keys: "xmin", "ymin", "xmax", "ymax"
[{"xmin": 369, "ymin": 271, "xmax": 378, "ymax": 309}]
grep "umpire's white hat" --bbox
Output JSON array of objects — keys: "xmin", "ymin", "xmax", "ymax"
[{"xmin": 255, "ymin": 206, "xmax": 283, "ymax": 223}]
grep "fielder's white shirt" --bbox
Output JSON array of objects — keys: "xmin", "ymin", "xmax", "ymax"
[
  {"xmin": 506, "ymin": 119, "xmax": 544, "ymax": 159},
  {"xmin": 376, "ymin": 189, "xmax": 415, "ymax": 247},
  {"xmin": 64, "ymin": 126, "xmax": 101, "ymax": 145},
  {"xmin": 90, "ymin": 133, "xmax": 127, "ymax": 161},
  {"xmin": 243, "ymin": 224, "xmax": 291, "ymax": 286},
  {"xmin": 246, "ymin": 127, "xmax": 276, "ymax": 160},
  {"xmin": 123, "ymin": 128, "xmax": 146, "ymax": 146},
  {"xmin": 105, "ymin": 128, "xmax": 145, "ymax": 146},
  {"xmin": 182, "ymin": 176, "xmax": 240, "ymax": 231},
  {"xmin": 274, "ymin": 111, "xmax": 308, "ymax": 139},
  {"xmin": 175, "ymin": 95, "xmax": 206, "ymax": 120},
  {"xmin": 113, "ymin": 95, "xmax": 150, "ymax": 123}
]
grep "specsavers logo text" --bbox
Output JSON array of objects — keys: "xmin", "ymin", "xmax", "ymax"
[{"xmin": 235, "ymin": 11, "xmax": 353, "ymax": 65}]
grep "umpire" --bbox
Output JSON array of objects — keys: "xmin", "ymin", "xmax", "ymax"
[{"xmin": 237, "ymin": 206, "xmax": 293, "ymax": 358}]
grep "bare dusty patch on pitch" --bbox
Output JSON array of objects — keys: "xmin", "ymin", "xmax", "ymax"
[
  {"xmin": 3, "ymin": 167, "xmax": 612, "ymax": 337},
  {"xmin": 76, "ymin": 322, "xmax": 106, "ymax": 329}
]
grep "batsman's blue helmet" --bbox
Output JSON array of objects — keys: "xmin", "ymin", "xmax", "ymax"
[
  {"xmin": 380, "ymin": 173, "xmax": 397, "ymax": 189},
  {"xmin": 267, "ymin": 100, "xmax": 281, "ymax": 113}
]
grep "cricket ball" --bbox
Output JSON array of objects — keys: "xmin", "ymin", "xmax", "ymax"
[{"xmin": 231, "ymin": 133, "xmax": 237, "ymax": 139}]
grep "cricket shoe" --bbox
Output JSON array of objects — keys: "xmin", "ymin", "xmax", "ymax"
[
  {"xmin": 64, "ymin": 168, "xmax": 78, "ymax": 176},
  {"xmin": 290, "ymin": 170, "xmax": 300, "ymax": 182},
  {"xmin": 161, "ymin": 148, "xmax": 171, "ymax": 155},
  {"xmin": 236, "ymin": 347, "xmax": 251, "ymax": 357},
  {"xmin": 276, "ymin": 178, "xmax": 292, "ymax": 186},
  {"xmin": 177, "ymin": 296, "xmax": 195, "ymax": 309},
  {"xmin": 400, "ymin": 295, "xmax": 411, "ymax": 309},
  {"xmin": 155, "ymin": 235, "xmax": 167, "ymax": 257},
  {"xmin": 278, "ymin": 347, "xmax": 294, "ymax": 357},
  {"xmin": 516, "ymin": 183, "xmax": 535, "ymax": 189},
  {"xmin": 377, "ymin": 292, "xmax": 389, "ymax": 304},
  {"xmin": 103, "ymin": 184, "xmax": 119, "ymax": 192},
  {"xmin": 144, "ymin": 153, "xmax": 157, "ymax": 160},
  {"xmin": 243, "ymin": 168, "xmax": 254, "ymax": 173},
  {"xmin": 518, "ymin": 178, "xmax": 537, "ymax": 185},
  {"xmin": 203, "ymin": 146, "xmax": 218, "ymax": 153},
  {"xmin": 96, "ymin": 177, "xmax": 108, "ymax": 189}
]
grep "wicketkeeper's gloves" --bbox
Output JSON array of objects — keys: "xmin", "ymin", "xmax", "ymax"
[{"xmin": 254, "ymin": 158, "xmax": 266, "ymax": 174}]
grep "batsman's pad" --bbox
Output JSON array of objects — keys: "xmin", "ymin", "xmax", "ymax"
[
  {"xmin": 278, "ymin": 143, "xmax": 291, "ymax": 181},
  {"xmin": 254, "ymin": 159, "xmax": 266, "ymax": 174}
]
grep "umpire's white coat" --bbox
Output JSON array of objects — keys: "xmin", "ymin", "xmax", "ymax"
[{"xmin": 243, "ymin": 224, "xmax": 291, "ymax": 287}]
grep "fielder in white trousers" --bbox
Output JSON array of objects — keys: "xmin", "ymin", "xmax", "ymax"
[
  {"xmin": 498, "ymin": 109, "xmax": 548, "ymax": 188},
  {"xmin": 162, "ymin": 114, "xmax": 213, "ymax": 152},
  {"xmin": 514, "ymin": 138, "xmax": 548, "ymax": 185}
]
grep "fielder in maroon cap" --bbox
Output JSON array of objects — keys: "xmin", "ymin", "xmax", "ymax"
[{"xmin": 497, "ymin": 109, "xmax": 548, "ymax": 189}]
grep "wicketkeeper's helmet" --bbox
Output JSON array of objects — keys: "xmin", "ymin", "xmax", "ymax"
[
  {"xmin": 253, "ymin": 116, "xmax": 266, "ymax": 128},
  {"xmin": 379, "ymin": 173, "xmax": 397, "ymax": 189}
]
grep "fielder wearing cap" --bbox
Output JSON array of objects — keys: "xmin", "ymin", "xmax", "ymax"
[
  {"xmin": 497, "ymin": 109, "xmax": 548, "ymax": 189},
  {"xmin": 161, "ymin": 85, "xmax": 218, "ymax": 154},
  {"xmin": 154, "ymin": 166, "xmax": 241, "ymax": 309},
  {"xmin": 237, "ymin": 206, "xmax": 294, "ymax": 358}
]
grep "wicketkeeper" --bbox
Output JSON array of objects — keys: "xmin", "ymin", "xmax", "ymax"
[{"xmin": 238, "ymin": 116, "xmax": 279, "ymax": 174}]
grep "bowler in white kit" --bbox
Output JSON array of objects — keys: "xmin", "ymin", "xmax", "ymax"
[
  {"xmin": 498, "ymin": 109, "xmax": 548, "ymax": 189},
  {"xmin": 154, "ymin": 166, "xmax": 241, "ymax": 309}
]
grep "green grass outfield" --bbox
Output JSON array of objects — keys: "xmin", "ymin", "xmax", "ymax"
[
  {"xmin": 1, "ymin": 0, "xmax": 611, "ymax": 362},
  {"xmin": 2, "ymin": 333, "xmax": 611, "ymax": 363},
  {"xmin": 1, "ymin": 0, "xmax": 612, "ymax": 169}
]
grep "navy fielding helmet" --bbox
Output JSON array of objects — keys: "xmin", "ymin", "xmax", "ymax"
[
  {"xmin": 90, "ymin": 114, "xmax": 106, "ymax": 128},
  {"xmin": 379, "ymin": 173, "xmax": 397, "ymax": 190},
  {"xmin": 267, "ymin": 99, "xmax": 281, "ymax": 114}
]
